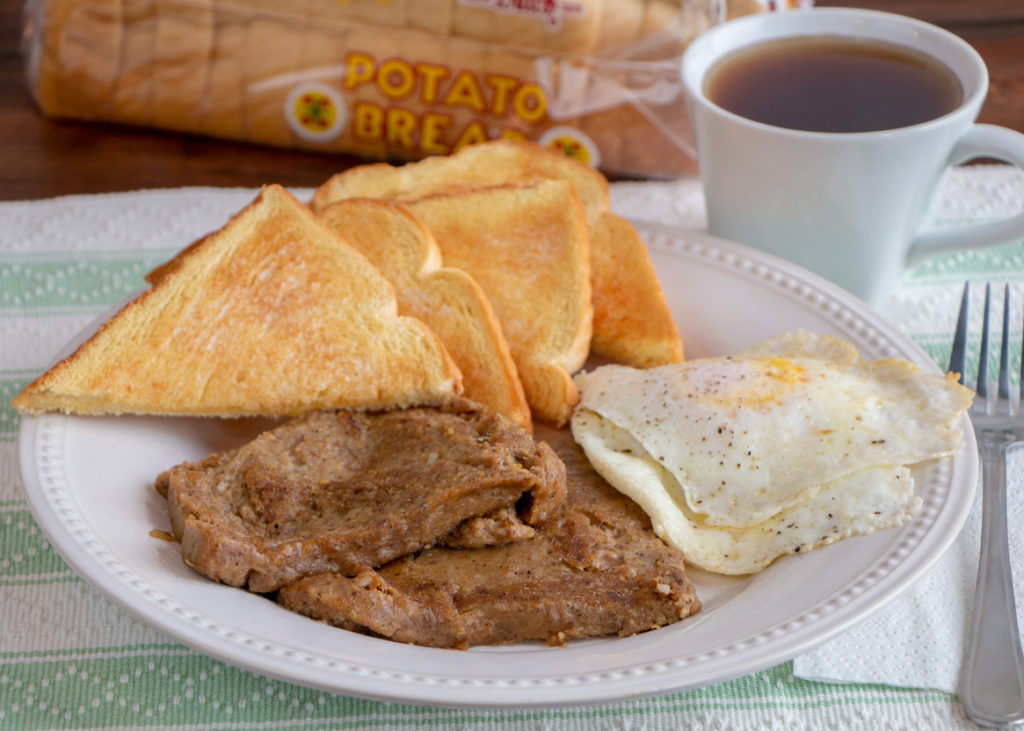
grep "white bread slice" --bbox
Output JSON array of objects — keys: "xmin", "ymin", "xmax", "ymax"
[
  {"xmin": 197, "ymin": 4, "xmax": 246, "ymax": 139},
  {"xmin": 111, "ymin": 0, "xmax": 155, "ymax": 126},
  {"xmin": 151, "ymin": 0, "xmax": 213, "ymax": 133},
  {"xmin": 12, "ymin": 185, "xmax": 461, "ymax": 417},
  {"xmin": 401, "ymin": 180, "xmax": 592, "ymax": 427},
  {"xmin": 316, "ymin": 197, "xmax": 532, "ymax": 432},
  {"xmin": 32, "ymin": 0, "xmax": 123, "ymax": 120},
  {"xmin": 310, "ymin": 139, "xmax": 683, "ymax": 368}
]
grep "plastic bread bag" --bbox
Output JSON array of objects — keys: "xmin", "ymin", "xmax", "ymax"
[{"xmin": 21, "ymin": 0, "xmax": 768, "ymax": 178}]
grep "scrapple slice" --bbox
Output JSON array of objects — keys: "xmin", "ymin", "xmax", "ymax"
[
  {"xmin": 155, "ymin": 398, "xmax": 566, "ymax": 593},
  {"xmin": 277, "ymin": 426, "xmax": 700, "ymax": 649}
]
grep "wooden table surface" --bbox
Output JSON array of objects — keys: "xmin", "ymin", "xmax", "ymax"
[{"xmin": 1, "ymin": 0, "xmax": 1021, "ymax": 202}]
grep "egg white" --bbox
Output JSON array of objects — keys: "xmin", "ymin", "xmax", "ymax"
[
  {"xmin": 571, "ymin": 331, "xmax": 972, "ymax": 574},
  {"xmin": 573, "ymin": 408, "xmax": 919, "ymax": 574}
]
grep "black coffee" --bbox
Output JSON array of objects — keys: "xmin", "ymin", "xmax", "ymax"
[{"xmin": 704, "ymin": 36, "xmax": 963, "ymax": 133}]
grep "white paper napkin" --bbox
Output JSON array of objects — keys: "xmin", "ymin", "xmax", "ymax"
[{"xmin": 793, "ymin": 450, "xmax": 1024, "ymax": 692}]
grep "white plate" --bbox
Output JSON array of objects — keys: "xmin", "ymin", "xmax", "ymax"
[{"xmin": 18, "ymin": 223, "xmax": 977, "ymax": 709}]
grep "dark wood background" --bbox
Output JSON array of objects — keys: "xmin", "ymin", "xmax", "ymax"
[{"xmin": 1, "ymin": 0, "xmax": 1021, "ymax": 201}]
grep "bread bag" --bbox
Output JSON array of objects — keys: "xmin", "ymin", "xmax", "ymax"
[{"xmin": 22, "ymin": 0, "xmax": 764, "ymax": 178}]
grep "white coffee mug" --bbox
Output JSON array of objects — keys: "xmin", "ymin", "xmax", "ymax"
[{"xmin": 681, "ymin": 8, "xmax": 1024, "ymax": 305}]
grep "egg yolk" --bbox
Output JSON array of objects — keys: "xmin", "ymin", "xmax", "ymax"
[{"xmin": 687, "ymin": 356, "xmax": 807, "ymax": 411}]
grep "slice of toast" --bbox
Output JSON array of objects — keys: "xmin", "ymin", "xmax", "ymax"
[
  {"xmin": 310, "ymin": 139, "xmax": 684, "ymax": 368},
  {"xmin": 12, "ymin": 184, "xmax": 461, "ymax": 417},
  {"xmin": 587, "ymin": 211, "xmax": 686, "ymax": 366},
  {"xmin": 400, "ymin": 180, "xmax": 593, "ymax": 428},
  {"xmin": 309, "ymin": 139, "xmax": 609, "ymax": 213},
  {"xmin": 316, "ymin": 197, "xmax": 532, "ymax": 432}
]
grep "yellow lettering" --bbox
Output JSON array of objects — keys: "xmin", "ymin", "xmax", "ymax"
[
  {"xmin": 499, "ymin": 127, "xmax": 528, "ymax": 140},
  {"xmin": 415, "ymin": 63, "xmax": 450, "ymax": 104},
  {"xmin": 378, "ymin": 58, "xmax": 416, "ymax": 100},
  {"xmin": 486, "ymin": 74, "xmax": 519, "ymax": 116},
  {"xmin": 442, "ymin": 70, "xmax": 486, "ymax": 112},
  {"xmin": 344, "ymin": 52, "xmax": 376, "ymax": 91},
  {"xmin": 453, "ymin": 120, "xmax": 490, "ymax": 152},
  {"xmin": 421, "ymin": 113, "xmax": 452, "ymax": 155},
  {"xmin": 512, "ymin": 83, "xmax": 547, "ymax": 123},
  {"xmin": 353, "ymin": 102, "xmax": 384, "ymax": 141},
  {"xmin": 386, "ymin": 107, "xmax": 417, "ymax": 150}
]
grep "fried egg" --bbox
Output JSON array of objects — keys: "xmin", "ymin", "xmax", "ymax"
[{"xmin": 570, "ymin": 331, "xmax": 973, "ymax": 574}]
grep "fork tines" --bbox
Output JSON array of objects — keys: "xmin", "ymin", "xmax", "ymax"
[{"xmin": 948, "ymin": 282, "xmax": 1023, "ymax": 415}]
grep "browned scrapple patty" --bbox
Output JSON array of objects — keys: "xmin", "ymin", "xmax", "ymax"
[
  {"xmin": 155, "ymin": 398, "xmax": 566, "ymax": 592},
  {"xmin": 277, "ymin": 426, "xmax": 701, "ymax": 649}
]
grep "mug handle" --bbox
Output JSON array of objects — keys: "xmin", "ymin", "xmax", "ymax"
[{"xmin": 906, "ymin": 124, "xmax": 1024, "ymax": 268}]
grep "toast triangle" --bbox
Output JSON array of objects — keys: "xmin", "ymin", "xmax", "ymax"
[
  {"xmin": 12, "ymin": 184, "xmax": 462, "ymax": 417},
  {"xmin": 316, "ymin": 197, "xmax": 532, "ymax": 432},
  {"xmin": 310, "ymin": 139, "xmax": 683, "ymax": 368},
  {"xmin": 401, "ymin": 179, "xmax": 592, "ymax": 427}
]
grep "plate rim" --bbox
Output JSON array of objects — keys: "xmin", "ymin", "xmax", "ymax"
[{"xmin": 17, "ymin": 222, "xmax": 979, "ymax": 708}]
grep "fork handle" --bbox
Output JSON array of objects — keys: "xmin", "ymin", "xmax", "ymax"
[{"xmin": 960, "ymin": 441, "xmax": 1024, "ymax": 727}]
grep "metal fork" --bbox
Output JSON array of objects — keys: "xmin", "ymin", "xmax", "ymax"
[{"xmin": 949, "ymin": 282, "xmax": 1024, "ymax": 727}]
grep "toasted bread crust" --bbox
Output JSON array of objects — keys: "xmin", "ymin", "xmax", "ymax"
[
  {"xmin": 317, "ymin": 197, "xmax": 532, "ymax": 432},
  {"xmin": 12, "ymin": 185, "xmax": 462, "ymax": 417}
]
